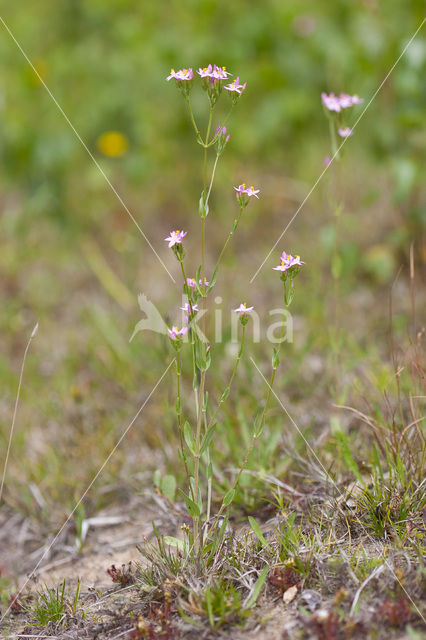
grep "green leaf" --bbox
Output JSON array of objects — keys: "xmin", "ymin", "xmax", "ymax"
[
  {"xmin": 161, "ymin": 475, "xmax": 176, "ymax": 502},
  {"xmin": 220, "ymin": 387, "xmax": 230, "ymax": 403},
  {"xmin": 395, "ymin": 452, "xmax": 405, "ymax": 485},
  {"xmin": 163, "ymin": 536, "xmax": 186, "ymax": 552},
  {"xmin": 222, "ymin": 488, "xmax": 235, "ymax": 507},
  {"xmin": 206, "ymin": 264, "xmax": 219, "ymax": 293},
  {"xmin": 207, "ymin": 461, "xmax": 213, "ymax": 480},
  {"xmin": 198, "ymin": 190, "xmax": 209, "ymax": 218},
  {"xmin": 205, "ymin": 587, "xmax": 214, "ymax": 627},
  {"xmin": 245, "ymin": 566, "xmax": 269, "ymax": 608},
  {"xmin": 184, "ymin": 421, "xmax": 196, "ymax": 455},
  {"xmin": 255, "ymin": 421, "xmax": 264, "ymax": 439},
  {"xmin": 200, "ymin": 423, "xmax": 217, "ymax": 456},
  {"xmin": 248, "ymin": 516, "xmax": 273, "ymax": 552},
  {"xmin": 179, "ymin": 489, "xmax": 200, "ymax": 518},
  {"xmin": 195, "ymin": 265, "xmax": 202, "ymax": 294},
  {"xmin": 177, "ymin": 605, "xmax": 203, "ymax": 627}
]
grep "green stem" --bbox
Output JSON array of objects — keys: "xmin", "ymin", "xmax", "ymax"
[
  {"xmin": 194, "ymin": 106, "xmax": 214, "ymax": 553},
  {"xmin": 202, "ymin": 325, "xmax": 246, "ymax": 544},
  {"xmin": 214, "ymin": 290, "xmax": 288, "ymax": 524},
  {"xmin": 185, "ymin": 97, "xmax": 203, "ymax": 144},
  {"xmin": 193, "ymin": 369, "xmax": 205, "ymax": 549},
  {"xmin": 176, "ymin": 353, "xmax": 193, "ymax": 497},
  {"xmin": 179, "ymin": 260, "xmax": 199, "ymax": 416},
  {"xmin": 207, "ymin": 325, "xmax": 246, "ymax": 430},
  {"xmin": 205, "ymin": 104, "xmax": 235, "ymax": 148},
  {"xmin": 206, "ymin": 154, "xmax": 219, "ymax": 204},
  {"xmin": 329, "ymin": 117, "xmax": 338, "ymax": 159},
  {"xmin": 212, "ymin": 205, "xmax": 244, "ymax": 276}
]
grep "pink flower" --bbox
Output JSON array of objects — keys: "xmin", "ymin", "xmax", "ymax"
[
  {"xmin": 180, "ymin": 302, "xmax": 199, "ymax": 314},
  {"xmin": 224, "ymin": 77, "xmax": 247, "ymax": 95},
  {"xmin": 338, "ymin": 93, "xmax": 363, "ymax": 107},
  {"xmin": 164, "ymin": 230, "xmax": 187, "ymax": 248},
  {"xmin": 212, "ymin": 64, "xmax": 231, "ymax": 80},
  {"xmin": 168, "ymin": 325, "xmax": 188, "ymax": 340},
  {"xmin": 324, "ymin": 156, "xmax": 331, "ymax": 167},
  {"xmin": 186, "ymin": 277, "xmax": 210, "ymax": 289},
  {"xmin": 245, "ymin": 185, "xmax": 260, "ymax": 198},
  {"xmin": 215, "ymin": 125, "xmax": 230, "ymax": 142},
  {"xmin": 338, "ymin": 126, "xmax": 354, "ymax": 138},
  {"xmin": 273, "ymin": 251, "xmax": 305, "ymax": 273},
  {"xmin": 197, "ymin": 64, "xmax": 214, "ymax": 78},
  {"xmin": 197, "ymin": 65, "xmax": 231, "ymax": 86},
  {"xmin": 166, "ymin": 68, "xmax": 194, "ymax": 81},
  {"xmin": 322, "ymin": 92, "xmax": 364, "ymax": 112},
  {"xmin": 234, "ymin": 302, "xmax": 254, "ymax": 315},
  {"xmin": 233, "ymin": 183, "xmax": 260, "ymax": 198},
  {"xmin": 321, "ymin": 92, "xmax": 342, "ymax": 112}
]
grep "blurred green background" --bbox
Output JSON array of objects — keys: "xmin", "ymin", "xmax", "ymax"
[{"xmin": 0, "ymin": 1, "xmax": 424, "ymax": 521}]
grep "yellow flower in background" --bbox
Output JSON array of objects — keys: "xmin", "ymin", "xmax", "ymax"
[{"xmin": 97, "ymin": 131, "xmax": 129, "ymax": 157}]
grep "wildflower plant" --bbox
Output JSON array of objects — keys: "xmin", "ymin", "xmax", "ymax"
[
  {"xmin": 152, "ymin": 65, "xmax": 304, "ymax": 559},
  {"xmin": 322, "ymin": 90, "xmax": 363, "ymax": 390}
]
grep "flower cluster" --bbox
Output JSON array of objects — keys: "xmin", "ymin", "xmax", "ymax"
[
  {"xmin": 321, "ymin": 91, "xmax": 363, "ymax": 150},
  {"xmin": 273, "ymin": 251, "xmax": 304, "ymax": 273},
  {"xmin": 166, "ymin": 68, "xmax": 194, "ymax": 82},
  {"xmin": 321, "ymin": 92, "xmax": 363, "ymax": 113},
  {"xmin": 234, "ymin": 183, "xmax": 260, "ymax": 207},
  {"xmin": 273, "ymin": 251, "xmax": 305, "ymax": 305},
  {"xmin": 197, "ymin": 64, "xmax": 231, "ymax": 83},
  {"xmin": 166, "ymin": 64, "xmax": 246, "ymax": 106}
]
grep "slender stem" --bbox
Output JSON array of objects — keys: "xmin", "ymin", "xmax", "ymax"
[
  {"xmin": 201, "ymin": 107, "xmax": 213, "ymax": 295},
  {"xmin": 193, "ymin": 106, "xmax": 214, "ymax": 552},
  {"xmin": 329, "ymin": 117, "xmax": 338, "ymax": 159},
  {"xmin": 179, "ymin": 261, "xmax": 199, "ymax": 416},
  {"xmin": 212, "ymin": 205, "xmax": 244, "ymax": 276},
  {"xmin": 207, "ymin": 325, "xmax": 246, "ymax": 430},
  {"xmin": 215, "ymin": 290, "xmax": 288, "ymax": 523},
  {"xmin": 203, "ymin": 107, "xmax": 213, "ymax": 191},
  {"xmin": 185, "ymin": 97, "xmax": 203, "ymax": 144},
  {"xmin": 256, "ymin": 296, "xmax": 287, "ymax": 435},
  {"xmin": 330, "ymin": 151, "xmax": 343, "ymax": 388},
  {"xmin": 204, "ymin": 104, "xmax": 235, "ymax": 148},
  {"xmin": 175, "ymin": 353, "xmax": 193, "ymax": 496},
  {"xmin": 203, "ymin": 394, "xmax": 211, "ymax": 533},
  {"xmin": 193, "ymin": 369, "xmax": 205, "ymax": 549},
  {"xmin": 206, "ymin": 154, "xmax": 219, "ymax": 203}
]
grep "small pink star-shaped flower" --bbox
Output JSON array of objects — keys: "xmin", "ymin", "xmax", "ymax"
[
  {"xmin": 234, "ymin": 302, "xmax": 254, "ymax": 315},
  {"xmin": 164, "ymin": 230, "xmax": 187, "ymax": 248},
  {"xmin": 168, "ymin": 325, "xmax": 188, "ymax": 340}
]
